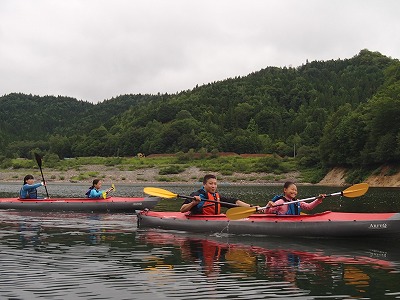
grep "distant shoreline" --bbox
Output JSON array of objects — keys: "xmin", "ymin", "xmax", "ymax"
[
  {"xmin": 0, "ymin": 166, "xmax": 304, "ymax": 186},
  {"xmin": 1, "ymin": 165, "xmax": 399, "ymax": 187}
]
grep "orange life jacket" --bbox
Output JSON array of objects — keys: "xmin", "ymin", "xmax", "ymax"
[{"xmin": 202, "ymin": 192, "xmax": 221, "ymax": 215}]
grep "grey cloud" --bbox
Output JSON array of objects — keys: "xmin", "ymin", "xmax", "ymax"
[{"xmin": 1, "ymin": 0, "xmax": 399, "ymax": 103}]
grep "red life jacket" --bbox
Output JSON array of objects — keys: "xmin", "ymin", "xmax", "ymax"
[{"xmin": 202, "ymin": 192, "xmax": 221, "ymax": 215}]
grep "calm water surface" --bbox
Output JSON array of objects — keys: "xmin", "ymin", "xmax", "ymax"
[{"xmin": 1, "ymin": 182, "xmax": 400, "ymax": 299}]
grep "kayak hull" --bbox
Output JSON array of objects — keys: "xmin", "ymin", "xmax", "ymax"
[
  {"xmin": 137, "ymin": 210, "xmax": 400, "ymax": 238},
  {"xmin": 0, "ymin": 196, "xmax": 160, "ymax": 213}
]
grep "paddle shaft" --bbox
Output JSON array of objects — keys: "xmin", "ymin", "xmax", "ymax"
[
  {"xmin": 35, "ymin": 153, "xmax": 49, "ymax": 198},
  {"xmin": 178, "ymin": 194, "xmax": 239, "ymax": 207}
]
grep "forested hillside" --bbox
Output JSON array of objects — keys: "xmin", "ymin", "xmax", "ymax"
[{"xmin": 1, "ymin": 49, "xmax": 399, "ymax": 171}]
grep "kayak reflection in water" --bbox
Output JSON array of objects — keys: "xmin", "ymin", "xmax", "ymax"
[
  {"xmin": 265, "ymin": 181, "xmax": 325, "ymax": 215},
  {"xmin": 138, "ymin": 229, "xmax": 398, "ymax": 295},
  {"xmin": 184, "ymin": 239, "xmax": 227, "ymax": 277},
  {"xmin": 18, "ymin": 221, "xmax": 42, "ymax": 248},
  {"xmin": 19, "ymin": 174, "xmax": 46, "ymax": 199}
]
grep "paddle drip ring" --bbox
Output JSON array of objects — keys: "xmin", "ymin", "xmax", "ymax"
[{"xmin": 218, "ymin": 221, "xmax": 230, "ymax": 235}]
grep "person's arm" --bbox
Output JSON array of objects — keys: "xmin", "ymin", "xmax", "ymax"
[
  {"xmin": 22, "ymin": 183, "xmax": 43, "ymax": 190},
  {"xmin": 180, "ymin": 196, "xmax": 201, "ymax": 213},
  {"xmin": 219, "ymin": 196, "xmax": 259, "ymax": 209},
  {"xmin": 89, "ymin": 189, "xmax": 103, "ymax": 198},
  {"xmin": 235, "ymin": 200, "xmax": 253, "ymax": 207},
  {"xmin": 300, "ymin": 194, "xmax": 325, "ymax": 210},
  {"xmin": 264, "ymin": 199, "xmax": 286, "ymax": 214}
]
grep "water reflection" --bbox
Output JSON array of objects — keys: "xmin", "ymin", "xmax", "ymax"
[
  {"xmin": 137, "ymin": 229, "xmax": 400, "ymax": 298},
  {"xmin": 1, "ymin": 182, "xmax": 400, "ymax": 299},
  {"xmin": 0, "ymin": 212, "xmax": 399, "ymax": 299},
  {"xmin": 0, "ymin": 210, "xmax": 136, "ymax": 250},
  {"xmin": 17, "ymin": 220, "xmax": 43, "ymax": 249}
]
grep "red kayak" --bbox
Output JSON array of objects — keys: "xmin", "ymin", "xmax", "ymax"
[
  {"xmin": 137, "ymin": 210, "xmax": 400, "ymax": 238},
  {"xmin": 0, "ymin": 196, "xmax": 160, "ymax": 213}
]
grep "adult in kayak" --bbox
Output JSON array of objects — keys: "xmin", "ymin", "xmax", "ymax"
[
  {"xmin": 19, "ymin": 174, "xmax": 46, "ymax": 199},
  {"xmin": 180, "ymin": 174, "xmax": 256, "ymax": 215},
  {"xmin": 85, "ymin": 179, "xmax": 114, "ymax": 199},
  {"xmin": 265, "ymin": 181, "xmax": 325, "ymax": 215}
]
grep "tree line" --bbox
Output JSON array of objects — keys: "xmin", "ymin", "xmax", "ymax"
[{"xmin": 0, "ymin": 49, "xmax": 399, "ymax": 172}]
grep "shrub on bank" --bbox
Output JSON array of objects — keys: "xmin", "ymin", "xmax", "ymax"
[{"xmin": 3, "ymin": 152, "xmax": 329, "ymax": 184}]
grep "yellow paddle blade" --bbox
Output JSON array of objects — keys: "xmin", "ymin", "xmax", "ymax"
[
  {"xmin": 111, "ymin": 184, "xmax": 116, "ymax": 191},
  {"xmin": 225, "ymin": 249, "xmax": 257, "ymax": 273},
  {"xmin": 102, "ymin": 192, "xmax": 107, "ymax": 199},
  {"xmin": 143, "ymin": 187, "xmax": 178, "ymax": 199},
  {"xmin": 225, "ymin": 206, "xmax": 257, "ymax": 220},
  {"xmin": 342, "ymin": 183, "xmax": 369, "ymax": 198}
]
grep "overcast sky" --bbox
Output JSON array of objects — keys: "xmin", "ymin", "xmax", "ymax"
[{"xmin": 1, "ymin": 0, "xmax": 399, "ymax": 103}]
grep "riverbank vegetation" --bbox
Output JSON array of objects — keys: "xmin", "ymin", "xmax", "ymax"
[
  {"xmin": 1, "ymin": 49, "xmax": 399, "ymax": 183},
  {"xmin": 2, "ymin": 152, "xmax": 397, "ymax": 185},
  {"xmin": 1, "ymin": 152, "xmax": 303, "ymax": 181}
]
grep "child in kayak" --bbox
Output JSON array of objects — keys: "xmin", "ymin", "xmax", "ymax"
[
  {"xmin": 86, "ymin": 179, "xmax": 114, "ymax": 198},
  {"xmin": 265, "ymin": 181, "xmax": 325, "ymax": 215},
  {"xmin": 180, "ymin": 174, "xmax": 257, "ymax": 215},
  {"xmin": 19, "ymin": 174, "xmax": 46, "ymax": 199}
]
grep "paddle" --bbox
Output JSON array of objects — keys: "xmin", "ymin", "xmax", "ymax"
[
  {"xmin": 102, "ymin": 184, "xmax": 116, "ymax": 199},
  {"xmin": 143, "ymin": 187, "xmax": 239, "ymax": 207},
  {"xmin": 226, "ymin": 183, "xmax": 369, "ymax": 220},
  {"xmin": 34, "ymin": 153, "xmax": 50, "ymax": 198}
]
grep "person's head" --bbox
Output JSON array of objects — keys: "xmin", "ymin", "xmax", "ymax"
[
  {"xmin": 203, "ymin": 174, "xmax": 217, "ymax": 193},
  {"xmin": 92, "ymin": 179, "xmax": 102, "ymax": 189},
  {"xmin": 23, "ymin": 174, "xmax": 35, "ymax": 184},
  {"xmin": 283, "ymin": 181, "xmax": 297, "ymax": 199}
]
